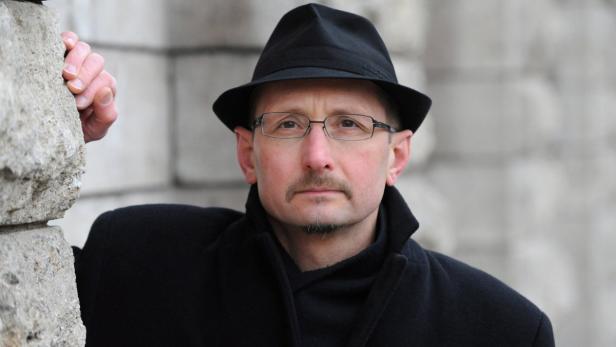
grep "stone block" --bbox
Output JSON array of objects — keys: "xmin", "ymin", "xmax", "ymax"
[
  {"xmin": 425, "ymin": 0, "xmax": 514, "ymax": 71},
  {"xmin": 167, "ymin": 0, "xmax": 305, "ymax": 48},
  {"xmin": 426, "ymin": 162, "xmax": 507, "ymax": 250},
  {"xmin": 509, "ymin": 237, "xmax": 578, "ymax": 330},
  {"xmin": 517, "ymin": 0, "xmax": 567, "ymax": 72},
  {"xmin": 0, "ymin": 0, "xmax": 85, "ymax": 225},
  {"xmin": 591, "ymin": 201, "xmax": 616, "ymax": 347},
  {"xmin": 0, "ymin": 225, "xmax": 85, "ymax": 346},
  {"xmin": 427, "ymin": 77, "xmax": 508, "ymax": 158},
  {"xmin": 506, "ymin": 158, "xmax": 568, "ymax": 239},
  {"xmin": 395, "ymin": 175, "xmax": 455, "ymax": 254},
  {"xmin": 426, "ymin": 76, "xmax": 559, "ymax": 158},
  {"xmin": 174, "ymin": 53, "xmax": 259, "ymax": 184},
  {"xmin": 53, "ymin": 185, "xmax": 250, "ymax": 247},
  {"xmin": 390, "ymin": 56, "xmax": 435, "ymax": 166},
  {"xmin": 166, "ymin": 0, "xmax": 427, "ymax": 53},
  {"xmin": 79, "ymin": 48, "xmax": 171, "ymax": 194},
  {"xmin": 425, "ymin": 0, "xmax": 570, "ymax": 72},
  {"xmin": 46, "ymin": 0, "xmax": 168, "ymax": 48}
]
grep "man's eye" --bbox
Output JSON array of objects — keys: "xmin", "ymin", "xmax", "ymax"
[
  {"xmin": 340, "ymin": 119, "xmax": 359, "ymax": 128},
  {"xmin": 279, "ymin": 120, "xmax": 299, "ymax": 128}
]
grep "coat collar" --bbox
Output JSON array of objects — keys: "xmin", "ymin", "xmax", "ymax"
[{"xmin": 217, "ymin": 184, "xmax": 422, "ymax": 346}]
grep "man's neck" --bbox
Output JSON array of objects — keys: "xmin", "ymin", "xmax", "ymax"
[{"xmin": 269, "ymin": 209, "xmax": 379, "ymax": 272}]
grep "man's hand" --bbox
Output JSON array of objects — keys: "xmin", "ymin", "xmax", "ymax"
[{"xmin": 62, "ymin": 31, "xmax": 117, "ymax": 143}]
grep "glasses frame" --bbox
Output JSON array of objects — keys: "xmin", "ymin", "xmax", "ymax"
[{"xmin": 252, "ymin": 112, "xmax": 397, "ymax": 141}]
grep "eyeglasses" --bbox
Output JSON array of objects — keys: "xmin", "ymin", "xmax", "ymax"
[{"xmin": 252, "ymin": 112, "xmax": 396, "ymax": 141}]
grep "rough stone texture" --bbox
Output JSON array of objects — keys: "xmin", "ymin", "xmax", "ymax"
[
  {"xmin": 174, "ymin": 53, "xmax": 259, "ymax": 184},
  {"xmin": 0, "ymin": 226, "xmax": 85, "ymax": 346},
  {"xmin": 0, "ymin": 0, "xmax": 85, "ymax": 225}
]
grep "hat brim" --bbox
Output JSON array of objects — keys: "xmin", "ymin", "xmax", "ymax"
[{"xmin": 212, "ymin": 67, "xmax": 431, "ymax": 133}]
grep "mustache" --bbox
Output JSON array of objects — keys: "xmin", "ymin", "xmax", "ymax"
[{"xmin": 286, "ymin": 172, "xmax": 352, "ymax": 202}]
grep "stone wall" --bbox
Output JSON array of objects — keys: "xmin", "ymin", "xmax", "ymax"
[
  {"xmin": 0, "ymin": 1, "xmax": 85, "ymax": 346},
  {"xmin": 43, "ymin": 1, "xmax": 616, "ymax": 346}
]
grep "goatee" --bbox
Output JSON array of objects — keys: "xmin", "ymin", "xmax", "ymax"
[{"xmin": 301, "ymin": 223, "xmax": 342, "ymax": 235}]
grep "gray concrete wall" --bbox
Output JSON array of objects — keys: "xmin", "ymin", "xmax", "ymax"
[{"xmin": 45, "ymin": 1, "xmax": 616, "ymax": 346}]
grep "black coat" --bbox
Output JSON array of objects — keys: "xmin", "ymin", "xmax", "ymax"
[{"xmin": 74, "ymin": 185, "xmax": 554, "ymax": 346}]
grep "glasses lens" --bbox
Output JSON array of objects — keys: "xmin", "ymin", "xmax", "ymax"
[
  {"xmin": 261, "ymin": 113, "xmax": 309, "ymax": 138},
  {"xmin": 325, "ymin": 115, "xmax": 373, "ymax": 140}
]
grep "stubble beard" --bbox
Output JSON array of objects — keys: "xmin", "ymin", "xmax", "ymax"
[
  {"xmin": 287, "ymin": 172, "xmax": 351, "ymax": 235},
  {"xmin": 301, "ymin": 222, "xmax": 343, "ymax": 235}
]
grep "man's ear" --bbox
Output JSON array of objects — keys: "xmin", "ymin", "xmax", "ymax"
[
  {"xmin": 386, "ymin": 130, "xmax": 412, "ymax": 186},
  {"xmin": 235, "ymin": 126, "xmax": 257, "ymax": 184}
]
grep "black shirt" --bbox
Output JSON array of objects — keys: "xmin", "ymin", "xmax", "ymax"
[{"xmin": 277, "ymin": 207, "xmax": 388, "ymax": 347}]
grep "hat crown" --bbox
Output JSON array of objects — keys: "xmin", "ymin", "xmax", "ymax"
[
  {"xmin": 253, "ymin": 3, "xmax": 397, "ymax": 83},
  {"xmin": 213, "ymin": 3, "xmax": 431, "ymax": 134}
]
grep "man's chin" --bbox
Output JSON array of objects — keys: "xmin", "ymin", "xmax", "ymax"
[{"xmin": 301, "ymin": 223, "xmax": 343, "ymax": 235}]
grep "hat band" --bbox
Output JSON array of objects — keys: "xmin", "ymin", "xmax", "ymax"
[{"xmin": 253, "ymin": 46, "xmax": 397, "ymax": 83}]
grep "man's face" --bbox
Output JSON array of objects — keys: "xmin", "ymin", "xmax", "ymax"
[{"xmin": 235, "ymin": 79, "xmax": 412, "ymax": 233}]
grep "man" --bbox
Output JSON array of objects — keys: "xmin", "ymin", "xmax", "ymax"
[{"xmin": 66, "ymin": 3, "xmax": 555, "ymax": 346}]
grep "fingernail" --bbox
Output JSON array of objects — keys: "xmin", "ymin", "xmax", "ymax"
[
  {"xmin": 76, "ymin": 95, "xmax": 88, "ymax": 109},
  {"xmin": 69, "ymin": 79, "xmax": 84, "ymax": 91},
  {"xmin": 66, "ymin": 37, "xmax": 76, "ymax": 46},
  {"xmin": 100, "ymin": 90, "xmax": 113, "ymax": 106},
  {"xmin": 64, "ymin": 64, "xmax": 77, "ymax": 75}
]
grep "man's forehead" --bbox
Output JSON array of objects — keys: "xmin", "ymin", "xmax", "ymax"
[{"xmin": 253, "ymin": 78, "xmax": 388, "ymax": 113}]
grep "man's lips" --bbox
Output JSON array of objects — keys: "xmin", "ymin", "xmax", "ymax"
[
  {"xmin": 285, "ymin": 173, "xmax": 353, "ymax": 202},
  {"xmin": 295, "ymin": 187, "xmax": 343, "ymax": 194}
]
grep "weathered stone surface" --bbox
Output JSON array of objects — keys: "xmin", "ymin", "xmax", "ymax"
[
  {"xmin": 0, "ymin": 225, "xmax": 85, "ymax": 346},
  {"xmin": 166, "ymin": 0, "xmax": 427, "ymax": 52},
  {"xmin": 174, "ymin": 53, "xmax": 258, "ymax": 184},
  {"xmin": 426, "ymin": 162, "xmax": 507, "ymax": 250},
  {"xmin": 592, "ymin": 201, "xmax": 616, "ymax": 347},
  {"xmin": 0, "ymin": 0, "xmax": 85, "ymax": 225},
  {"xmin": 390, "ymin": 55, "xmax": 435, "ymax": 166},
  {"xmin": 426, "ymin": 76, "xmax": 553, "ymax": 158},
  {"xmin": 395, "ymin": 175, "xmax": 454, "ymax": 254},
  {"xmin": 78, "ymin": 48, "xmax": 171, "ymax": 194},
  {"xmin": 425, "ymin": 0, "xmax": 565, "ymax": 71},
  {"xmin": 46, "ymin": 0, "xmax": 168, "ymax": 48},
  {"xmin": 167, "ymin": 0, "xmax": 304, "ymax": 48}
]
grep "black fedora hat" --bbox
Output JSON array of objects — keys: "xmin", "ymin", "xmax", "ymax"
[{"xmin": 212, "ymin": 3, "xmax": 431, "ymax": 133}]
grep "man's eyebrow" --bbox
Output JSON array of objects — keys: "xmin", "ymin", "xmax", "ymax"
[
  {"xmin": 263, "ymin": 107, "xmax": 306, "ymax": 114},
  {"xmin": 329, "ymin": 107, "xmax": 373, "ymax": 115},
  {"xmin": 266, "ymin": 106, "xmax": 373, "ymax": 116}
]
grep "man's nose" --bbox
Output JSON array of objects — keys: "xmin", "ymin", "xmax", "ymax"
[{"xmin": 300, "ymin": 123, "xmax": 334, "ymax": 172}]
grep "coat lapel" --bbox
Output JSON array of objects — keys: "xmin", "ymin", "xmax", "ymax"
[
  {"xmin": 347, "ymin": 186, "xmax": 422, "ymax": 347},
  {"xmin": 216, "ymin": 185, "xmax": 423, "ymax": 347},
  {"xmin": 216, "ymin": 185, "xmax": 301, "ymax": 347}
]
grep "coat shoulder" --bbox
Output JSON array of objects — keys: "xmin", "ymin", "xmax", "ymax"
[
  {"xmin": 394, "ymin": 241, "xmax": 554, "ymax": 346},
  {"xmin": 76, "ymin": 204, "xmax": 245, "ymax": 280},
  {"xmin": 92, "ymin": 203, "xmax": 244, "ymax": 246},
  {"xmin": 425, "ymin": 249, "xmax": 539, "ymax": 314}
]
